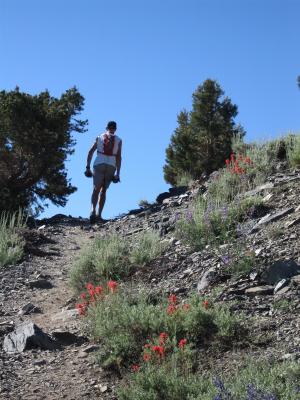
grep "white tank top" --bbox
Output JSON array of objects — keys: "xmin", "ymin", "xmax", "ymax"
[{"xmin": 93, "ymin": 132, "xmax": 122, "ymax": 168}]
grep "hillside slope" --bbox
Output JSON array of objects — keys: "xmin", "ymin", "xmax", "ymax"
[{"xmin": 1, "ymin": 164, "xmax": 300, "ymax": 399}]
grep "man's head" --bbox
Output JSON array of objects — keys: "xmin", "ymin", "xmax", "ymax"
[{"xmin": 106, "ymin": 121, "xmax": 117, "ymax": 134}]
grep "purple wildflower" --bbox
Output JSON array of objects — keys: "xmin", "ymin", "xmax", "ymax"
[
  {"xmin": 213, "ymin": 378, "xmax": 233, "ymax": 400},
  {"xmin": 185, "ymin": 211, "xmax": 194, "ymax": 221},
  {"xmin": 221, "ymin": 255, "xmax": 231, "ymax": 265},
  {"xmin": 246, "ymin": 384, "xmax": 278, "ymax": 400}
]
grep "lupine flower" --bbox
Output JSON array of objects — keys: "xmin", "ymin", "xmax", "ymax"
[
  {"xmin": 213, "ymin": 378, "xmax": 232, "ymax": 400},
  {"xmin": 178, "ymin": 339, "xmax": 187, "ymax": 349},
  {"xmin": 246, "ymin": 384, "xmax": 278, "ymax": 400},
  {"xmin": 221, "ymin": 255, "xmax": 230, "ymax": 265},
  {"xmin": 131, "ymin": 364, "xmax": 140, "ymax": 373},
  {"xmin": 107, "ymin": 280, "xmax": 118, "ymax": 293},
  {"xmin": 185, "ymin": 211, "xmax": 194, "ymax": 221}
]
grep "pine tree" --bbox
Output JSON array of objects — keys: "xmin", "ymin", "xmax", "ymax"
[
  {"xmin": 0, "ymin": 87, "xmax": 87, "ymax": 213},
  {"xmin": 163, "ymin": 79, "xmax": 244, "ymax": 185}
]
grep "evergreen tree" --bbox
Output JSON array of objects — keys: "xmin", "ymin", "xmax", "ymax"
[
  {"xmin": 163, "ymin": 111, "xmax": 196, "ymax": 185},
  {"xmin": 163, "ymin": 79, "xmax": 244, "ymax": 185},
  {"xmin": 0, "ymin": 87, "xmax": 87, "ymax": 213}
]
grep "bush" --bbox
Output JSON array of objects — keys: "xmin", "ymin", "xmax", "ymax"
[
  {"xmin": 0, "ymin": 211, "xmax": 25, "ymax": 268},
  {"xmin": 70, "ymin": 231, "xmax": 167, "ymax": 293},
  {"xmin": 287, "ymin": 134, "xmax": 300, "ymax": 167},
  {"xmin": 118, "ymin": 358, "xmax": 300, "ymax": 400},
  {"xmin": 84, "ymin": 289, "xmax": 242, "ymax": 369},
  {"xmin": 176, "ymin": 197, "xmax": 262, "ymax": 251},
  {"xmin": 70, "ymin": 235, "xmax": 130, "ymax": 292},
  {"xmin": 130, "ymin": 231, "xmax": 167, "ymax": 266}
]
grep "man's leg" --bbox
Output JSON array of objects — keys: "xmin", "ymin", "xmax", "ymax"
[
  {"xmin": 91, "ymin": 186, "xmax": 101, "ymax": 216},
  {"xmin": 97, "ymin": 186, "xmax": 107, "ymax": 219}
]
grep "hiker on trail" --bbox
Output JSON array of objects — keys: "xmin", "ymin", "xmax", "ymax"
[{"xmin": 85, "ymin": 121, "xmax": 122, "ymax": 223}]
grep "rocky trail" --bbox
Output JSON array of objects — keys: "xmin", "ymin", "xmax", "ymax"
[
  {"xmin": 0, "ymin": 221, "xmax": 119, "ymax": 399},
  {"xmin": 1, "ymin": 166, "xmax": 300, "ymax": 399}
]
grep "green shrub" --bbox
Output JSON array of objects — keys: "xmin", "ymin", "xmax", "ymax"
[
  {"xmin": 0, "ymin": 211, "xmax": 25, "ymax": 268},
  {"xmin": 287, "ymin": 134, "xmax": 300, "ymax": 167},
  {"xmin": 130, "ymin": 231, "xmax": 167, "ymax": 266},
  {"xmin": 176, "ymin": 197, "xmax": 262, "ymax": 251},
  {"xmin": 86, "ymin": 290, "xmax": 242, "ymax": 368},
  {"xmin": 70, "ymin": 235, "xmax": 130, "ymax": 292},
  {"xmin": 118, "ymin": 358, "xmax": 300, "ymax": 400},
  {"xmin": 70, "ymin": 231, "xmax": 167, "ymax": 293}
]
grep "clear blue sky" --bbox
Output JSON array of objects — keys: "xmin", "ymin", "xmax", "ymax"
[{"xmin": 1, "ymin": 0, "xmax": 299, "ymax": 219}]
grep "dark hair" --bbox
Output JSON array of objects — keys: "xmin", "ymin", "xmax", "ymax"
[{"xmin": 106, "ymin": 121, "xmax": 117, "ymax": 129}]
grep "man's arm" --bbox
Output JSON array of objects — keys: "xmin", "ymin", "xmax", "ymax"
[
  {"xmin": 115, "ymin": 140, "xmax": 122, "ymax": 179},
  {"xmin": 86, "ymin": 140, "xmax": 97, "ymax": 169}
]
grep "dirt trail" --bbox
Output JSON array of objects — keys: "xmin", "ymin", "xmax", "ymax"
[{"xmin": 0, "ymin": 222, "xmax": 117, "ymax": 400}]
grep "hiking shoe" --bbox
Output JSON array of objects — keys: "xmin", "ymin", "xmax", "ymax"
[
  {"xmin": 96, "ymin": 216, "xmax": 109, "ymax": 224},
  {"xmin": 89, "ymin": 212, "xmax": 96, "ymax": 224}
]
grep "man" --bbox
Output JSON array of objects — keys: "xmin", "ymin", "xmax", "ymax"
[{"xmin": 85, "ymin": 121, "xmax": 122, "ymax": 223}]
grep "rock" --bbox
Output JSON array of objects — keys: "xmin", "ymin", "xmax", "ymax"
[
  {"xmin": 27, "ymin": 279, "xmax": 53, "ymax": 289},
  {"xmin": 3, "ymin": 322, "xmax": 58, "ymax": 353},
  {"xmin": 274, "ymin": 279, "xmax": 289, "ymax": 294},
  {"xmin": 245, "ymin": 286, "xmax": 274, "ymax": 296},
  {"xmin": 259, "ymin": 208, "xmax": 294, "ymax": 226},
  {"xmin": 262, "ymin": 259, "xmax": 300, "ymax": 285},
  {"xmin": 51, "ymin": 330, "xmax": 87, "ymax": 346},
  {"xmin": 285, "ymin": 215, "xmax": 300, "ymax": 228},
  {"xmin": 18, "ymin": 303, "xmax": 42, "ymax": 315},
  {"xmin": 197, "ymin": 267, "xmax": 217, "ymax": 292},
  {"xmin": 83, "ymin": 344, "xmax": 100, "ymax": 353},
  {"xmin": 291, "ymin": 275, "xmax": 300, "ymax": 285}
]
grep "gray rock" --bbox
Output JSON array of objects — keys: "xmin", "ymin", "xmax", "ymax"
[
  {"xmin": 18, "ymin": 303, "xmax": 41, "ymax": 315},
  {"xmin": 251, "ymin": 207, "xmax": 295, "ymax": 233},
  {"xmin": 274, "ymin": 279, "xmax": 289, "ymax": 294},
  {"xmin": 3, "ymin": 322, "xmax": 58, "ymax": 354},
  {"xmin": 245, "ymin": 286, "xmax": 274, "ymax": 296},
  {"xmin": 262, "ymin": 259, "xmax": 300, "ymax": 285},
  {"xmin": 27, "ymin": 279, "xmax": 53, "ymax": 289},
  {"xmin": 197, "ymin": 267, "xmax": 217, "ymax": 292}
]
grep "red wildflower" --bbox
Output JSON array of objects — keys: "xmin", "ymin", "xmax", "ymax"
[
  {"xmin": 131, "ymin": 364, "xmax": 140, "ymax": 372},
  {"xmin": 143, "ymin": 353, "xmax": 151, "ymax": 361},
  {"xmin": 202, "ymin": 300, "xmax": 209, "ymax": 309},
  {"xmin": 159, "ymin": 332, "xmax": 168, "ymax": 344},
  {"xmin": 167, "ymin": 304, "xmax": 177, "ymax": 315},
  {"xmin": 178, "ymin": 338, "xmax": 187, "ymax": 349},
  {"xmin": 225, "ymin": 159, "xmax": 230, "ymax": 166},
  {"xmin": 75, "ymin": 303, "xmax": 86, "ymax": 316},
  {"xmin": 230, "ymin": 153, "xmax": 235, "ymax": 161},
  {"xmin": 152, "ymin": 345, "xmax": 165, "ymax": 357},
  {"xmin": 144, "ymin": 343, "xmax": 151, "ymax": 349},
  {"xmin": 107, "ymin": 280, "xmax": 118, "ymax": 293},
  {"xmin": 86, "ymin": 283, "xmax": 94, "ymax": 291},
  {"xmin": 168, "ymin": 294, "xmax": 177, "ymax": 304},
  {"xmin": 80, "ymin": 293, "xmax": 86, "ymax": 300},
  {"xmin": 95, "ymin": 286, "xmax": 103, "ymax": 295},
  {"xmin": 182, "ymin": 303, "xmax": 190, "ymax": 311},
  {"xmin": 88, "ymin": 289, "xmax": 95, "ymax": 297}
]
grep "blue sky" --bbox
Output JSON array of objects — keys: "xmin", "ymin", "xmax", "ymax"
[{"xmin": 1, "ymin": 0, "xmax": 299, "ymax": 219}]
